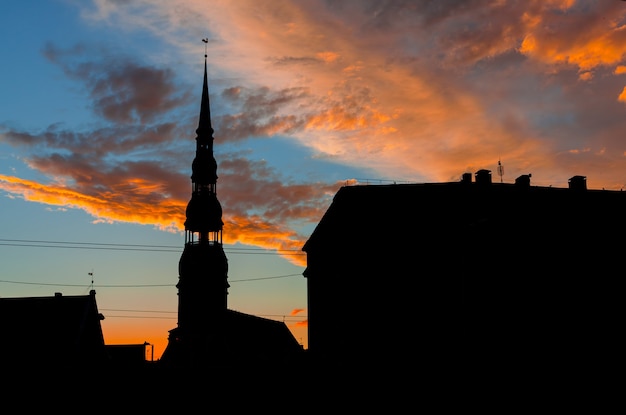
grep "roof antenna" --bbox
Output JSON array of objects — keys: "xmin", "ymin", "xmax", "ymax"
[
  {"xmin": 88, "ymin": 270, "xmax": 94, "ymax": 290},
  {"xmin": 497, "ymin": 158, "xmax": 504, "ymax": 183},
  {"xmin": 202, "ymin": 38, "xmax": 208, "ymax": 58}
]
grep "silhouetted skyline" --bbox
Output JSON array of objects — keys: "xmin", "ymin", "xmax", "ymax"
[{"xmin": 2, "ymin": 1, "xmax": 626, "ymax": 359}]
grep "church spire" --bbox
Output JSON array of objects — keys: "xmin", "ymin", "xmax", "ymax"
[
  {"xmin": 176, "ymin": 47, "xmax": 229, "ymax": 346},
  {"xmin": 184, "ymin": 53, "xmax": 222, "ymax": 245},
  {"xmin": 162, "ymin": 47, "xmax": 230, "ymax": 367},
  {"xmin": 196, "ymin": 54, "xmax": 214, "ymax": 146},
  {"xmin": 160, "ymin": 43, "xmax": 304, "ymax": 368}
]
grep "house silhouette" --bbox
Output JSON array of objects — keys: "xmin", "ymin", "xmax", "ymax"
[
  {"xmin": 0, "ymin": 290, "xmax": 109, "ymax": 370},
  {"xmin": 302, "ymin": 170, "xmax": 623, "ymax": 388}
]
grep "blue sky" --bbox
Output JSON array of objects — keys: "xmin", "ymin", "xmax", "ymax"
[{"xmin": 2, "ymin": 0, "xmax": 626, "ymax": 358}]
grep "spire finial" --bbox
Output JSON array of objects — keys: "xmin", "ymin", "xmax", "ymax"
[{"xmin": 202, "ymin": 38, "xmax": 208, "ymax": 58}]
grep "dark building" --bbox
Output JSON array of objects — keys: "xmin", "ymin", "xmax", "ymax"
[
  {"xmin": 160, "ymin": 54, "xmax": 302, "ymax": 369},
  {"xmin": 0, "ymin": 290, "xmax": 109, "ymax": 370},
  {"xmin": 105, "ymin": 342, "xmax": 151, "ymax": 368},
  {"xmin": 302, "ymin": 171, "xmax": 624, "ymax": 382}
]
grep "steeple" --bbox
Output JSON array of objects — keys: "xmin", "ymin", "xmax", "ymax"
[
  {"xmin": 196, "ymin": 56, "xmax": 214, "ymax": 145},
  {"xmin": 160, "ymin": 44, "xmax": 304, "ymax": 369},
  {"xmin": 162, "ymin": 50, "xmax": 230, "ymax": 367},
  {"xmin": 184, "ymin": 54, "xmax": 223, "ymax": 245}
]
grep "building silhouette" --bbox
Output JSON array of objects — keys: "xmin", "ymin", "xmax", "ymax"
[
  {"xmin": 302, "ymin": 170, "xmax": 624, "ymax": 384},
  {"xmin": 0, "ymin": 54, "xmax": 301, "ymax": 378},
  {"xmin": 159, "ymin": 54, "xmax": 302, "ymax": 369},
  {"xmin": 4, "ymin": 52, "xmax": 622, "ymax": 403},
  {"xmin": 0, "ymin": 290, "xmax": 109, "ymax": 370}
]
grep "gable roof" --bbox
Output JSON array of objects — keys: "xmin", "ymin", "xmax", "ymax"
[
  {"xmin": 0, "ymin": 290, "xmax": 108, "ymax": 368},
  {"xmin": 161, "ymin": 308, "xmax": 303, "ymax": 368},
  {"xmin": 223, "ymin": 309, "xmax": 303, "ymax": 357}
]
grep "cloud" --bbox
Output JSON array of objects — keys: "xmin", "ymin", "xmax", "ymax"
[
  {"xmin": 1, "ymin": 110, "xmax": 335, "ymax": 267},
  {"xmin": 216, "ymin": 86, "xmax": 311, "ymax": 141},
  {"xmin": 293, "ymin": 320, "xmax": 308, "ymax": 328},
  {"xmin": 42, "ymin": 43, "xmax": 192, "ymax": 124},
  {"xmin": 0, "ymin": 134, "xmax": 334, "ymax": 266},
  {"xmin": 0, "ymin": 39, "xmax": 338, "ymax": 266},
  {"xmin": 82, "ymin": 1, "xmax": 626, "ymax": 188},
  {"xmin": 0, "ymin": 160, "xmax": 330, "ymax": 267},
  {"xmin": 514, "ymin": 0, "xmax": 626, "ymax": 102},
  {"xmin": 619, "ymin": 86, "xmax": 626, "ymax": 103},
  {"xmin": 6, "ymin": 0, "xmax": 626, "ymax": 272}
]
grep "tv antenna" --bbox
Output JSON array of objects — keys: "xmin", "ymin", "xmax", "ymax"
[
  {"xmin": 88, "ymin": 270, "xmax": 94, "ymax": 289},
  {"xmin": 497, "ymin": 158, "xmax": 504, "ymax": 183}
]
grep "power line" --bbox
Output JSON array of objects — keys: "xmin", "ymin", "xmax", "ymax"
[
  {"xmin": 104, "ymin": 315, "xmax": 177, "ymax": 320},
  {"xmin": 0, "ymin": 242, "xmax": 178, "ymax": 253},
  {"xmin": 258, "ymin": 314, "xmax": 308, "ymax": 319},
  {"xmin": 0, "ymin": 239, "xmax": 178, "ymax": 249},
  {"xmin": 0, "ymin": 238, "xmax": 306, "ymax": 256},
  {"xmin": 230, "ymin": 273, "xmax": 302, "ymax": 282},
  {"xmin": 103, "ymin": 315, "xmax": 307, "ymax": 323},
  {"xmin": 0, "ymin": 273, "xmax": 303, "ymax": 289},
  {"xmin": 0, "ymin": 279, "xmax": 172, "ymax": 288},
  {"xmin": 100, "ymin": 308, "xmax": 177, "ymax": 314},
  {"xmin": 99, "ymin": 308, "xmax": 307, "ymax": 319},
  {"xmin": 101, "ymin": 312, "xmax": 306, "ymax": 322}
]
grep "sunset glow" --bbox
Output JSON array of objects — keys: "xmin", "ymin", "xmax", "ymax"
[{"xmin": 2, "ymin": 1, "xmax": 626, "ymax": 359}]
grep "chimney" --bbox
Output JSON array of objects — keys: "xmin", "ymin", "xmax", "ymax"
[
  {"xmin": 461, "ymin": 172, "xmax": 472, "ymax": 184},
  {"xmin": 568, "ymin": 175, "xmax": 587, "ymax": 191},
  {"xmin": 475, "ymin": 169, "xmax": 492, "ymax": 185}
]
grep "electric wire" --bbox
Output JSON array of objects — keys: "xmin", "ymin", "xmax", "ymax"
[
  {"xmin": 0, "ymin": 273, "xmax": 302, "ymax": 288},
  {"xmin": 0, "ymin": 239, "xmax": 308, "ymax": 324},
  {"xmin": 0, "ymin": 238, "xmax": 305, "ymax": 256},
  {"xmin": 98, "ymin": 308, "xmax": 307, "ymax": 320}
]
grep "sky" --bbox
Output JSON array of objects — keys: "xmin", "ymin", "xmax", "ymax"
[{"xmin": 2, "ymin": 0, "xmax": 626, "ymax": 359}]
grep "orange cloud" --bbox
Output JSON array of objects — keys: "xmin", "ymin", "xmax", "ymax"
[
  {"xmin": 316, "ymin": 51, "xmax": 339, "ymax": 63},
  {"xmin": 519, "ymin": 7, "xmax": 626, "ymax": 74},
  {"xmin": 224, "ymin": 216, "xmax": 308, "ymax": 267},
  {"xmin": 0, "ymin": 174, "xmax": 104, "ymax": 206},
  {"xmin": 0, "ymin": 174, "xmax": 186, "ymax": 232},
  {"xmin": 304, "ymin": 95, "xmax": 393, "ymax": 133},
  {"xmin": 0, "ymin": 172, "xmax": 318, "ymax": 267},
  {"xmin": 290, "ymin": 308, "xmax": 305, "ymax": 316},
  {"xmin": 8, "ymin": 0, "xmax": 626, "ymax": 268}
]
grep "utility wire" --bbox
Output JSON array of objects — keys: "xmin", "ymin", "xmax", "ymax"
[
  {"xmin": 105, "ymin": 315, "xmax": 177, "ymax": 319},
  {"xmin": 0, "ymin": 279, "xmax": 171, "ymax": 287},
  {"xmin": 0, "ymin": 239, "xmax": 178, "ymax": 248},
  {"xmin": 0, "ymin": 273, "xmax": 302, "ymax": 288},
  {"xmin": 102, "ymin": 313, "xmax": 306, "ymax": 321},
  {"xmin": 100, "ymin": 308, "xmax": 177, "ymax": 314},
  {"xmin": 99, "ymin": 308, "xmax": 307, "ymax": 319},
  {"xmin": 0, "ymin": 238, "xmax": 305, "ymax": 256},
  {"xmin": 0, "ymin": 239, "xmax": 307, "ymax": 322}
]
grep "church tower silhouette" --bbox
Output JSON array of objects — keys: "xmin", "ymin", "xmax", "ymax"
[
  {"xmin": 160, "ymin": 50, "xmax": 303, "ymax": 370},
  {"xmin": 161, "ymin": 52, "xmax": 229, "ymax": 368}
]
